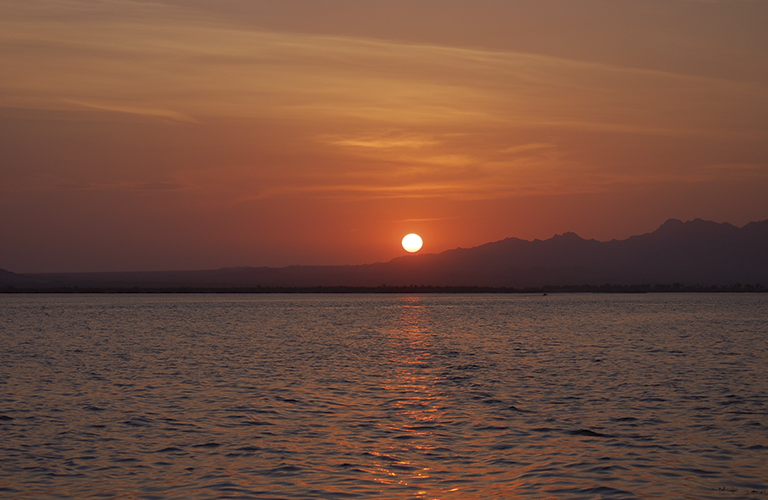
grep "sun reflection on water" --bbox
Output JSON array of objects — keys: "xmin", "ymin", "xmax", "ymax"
[{"xmin": 369, "ymin": 296, "xmax": 462, "ymax": 497}]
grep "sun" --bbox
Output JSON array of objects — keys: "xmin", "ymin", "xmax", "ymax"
[{"xmin": 402, "ymin": 233, "xmax": 423, "ymax": 253}]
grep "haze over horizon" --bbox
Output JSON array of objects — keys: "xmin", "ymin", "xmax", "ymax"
[{"xmin": 2, "ymin": 1, "xmax": 767, "ymax": 273}]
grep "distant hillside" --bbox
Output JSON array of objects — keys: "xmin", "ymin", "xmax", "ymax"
[{"xmin": 2, "ymin": 218, "xmax": 767, "ymax": 290}]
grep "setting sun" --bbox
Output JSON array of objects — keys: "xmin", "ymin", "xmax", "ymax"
[{"xmin": 402, "ymin": 233, "xmax": 423, "ymax": 253}]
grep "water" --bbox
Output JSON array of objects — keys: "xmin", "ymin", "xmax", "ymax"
[{"xmin": 1, "ymin": 293, "xmax": 767, "ymax": 499}]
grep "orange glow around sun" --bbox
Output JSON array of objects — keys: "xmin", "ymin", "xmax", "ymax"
[{"xmin": 402, "ymin": 234, "xmax": 423, "ymax": 253}]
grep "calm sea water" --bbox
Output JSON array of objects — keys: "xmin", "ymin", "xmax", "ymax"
[{"xmin": 1, "ymin": 293, "xmax": 767, "ymax": 499}]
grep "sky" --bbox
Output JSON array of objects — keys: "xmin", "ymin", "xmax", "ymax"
[{"xmin": 2, "ymin": 0, "xmax": 767, "ymax": 272}]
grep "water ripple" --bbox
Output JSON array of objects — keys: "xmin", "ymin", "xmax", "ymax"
[{"xmin": 1, "ymin": 293, "xmax": 767, "ymax": 498}]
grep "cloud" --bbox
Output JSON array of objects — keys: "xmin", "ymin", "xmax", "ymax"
[
  {"xmin": 3, "ymin": 0, "xmax": 765, "ymax": 136},
  {"xmin": 701, "ymin": 163, "xmax": 768, "ymax": 177},
  {"xmin": 132, "ymin": 182, "xmax": 190, "ymax": 191},
  {"xmin": 400, "ymin": 217, "xmax": 455, "ymax": 222},
  {"xmin": 64, "ymin": 99, "xmax": 198, "ymax": 123},
  {"xmin": 2, "ymin": 0, "xmax": 767, "ymax": 206},
  {"xmin": 500, "ymin": 143, "xmax": 557, "ymax": 155},
  {"xmin": 321, "ymin": 132, "xmax": 440, "ymax": 149}
]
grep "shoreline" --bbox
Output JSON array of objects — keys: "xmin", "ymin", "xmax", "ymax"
[{"xmin": 2, "ymin": 284, "xmax": 765, "ymax": 294}]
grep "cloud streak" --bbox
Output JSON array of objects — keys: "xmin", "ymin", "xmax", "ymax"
[
  {"xmin": 63, "ymin": 99, "xmax": 198, "ymax": 123},
  {"xmin": 3, "ymin": 0, "xmax": 766, "ymax": 136}
]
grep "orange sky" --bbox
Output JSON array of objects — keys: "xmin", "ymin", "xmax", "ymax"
[{"xmin": 1, "ymin": 0, "xmax": 767, "ymax": 272}]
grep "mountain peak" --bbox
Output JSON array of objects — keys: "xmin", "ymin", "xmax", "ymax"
[
  {"xmin": 553, "ymin": 231, "xmax": 583, "ymax": 240},
  {"xmin": 659, "ymin": 218, "xmax": 684, "ymax": 229},
  {"xmin": 653, "ymin": 218, "xmax": 740, "ymax": 237}
]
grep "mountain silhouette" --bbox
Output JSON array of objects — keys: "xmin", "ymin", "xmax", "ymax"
[{"xmin": 2, "ymin": 218, "xmax": 767, "ymax": 289}]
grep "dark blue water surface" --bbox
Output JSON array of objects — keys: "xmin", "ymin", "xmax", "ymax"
[{"xmin": 1, "ymin": 293, "xmax": 767, "ymax": 499}]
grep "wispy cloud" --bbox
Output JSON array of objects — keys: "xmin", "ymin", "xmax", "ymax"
[
  {"xmin": 131, "ymin": 182, "xmax": 190, "ymax": 191},
  {"xmin": 64, "ymin": 99, "xmax": 198, "ymax": 123},
  {"xmin": 2, "ymin": 0, "xmax": 767, "ymax": 206},
  {"xmin": 500, "ymin": 143, "xmax": 557, "ymax": 155},
  {"xmin": 321, "ymin": 132, "xmax": 440, "ymax": 149},
  {"xmin": 3, "ymin": 0, "xmax": 765, "ymax": 136},
  {"xmin": 399, "ymin": 217, "xmax": 455, "ymax": 223}
]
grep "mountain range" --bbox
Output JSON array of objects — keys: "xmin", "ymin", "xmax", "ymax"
[{"xmin": 2, "ymin": 218, "xmax": 767, "ymax": 290}]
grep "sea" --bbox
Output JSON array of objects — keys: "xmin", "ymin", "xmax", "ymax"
[{"xmin": 1, "ymin": 293, "xmax": 767, "ymax": 499}]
